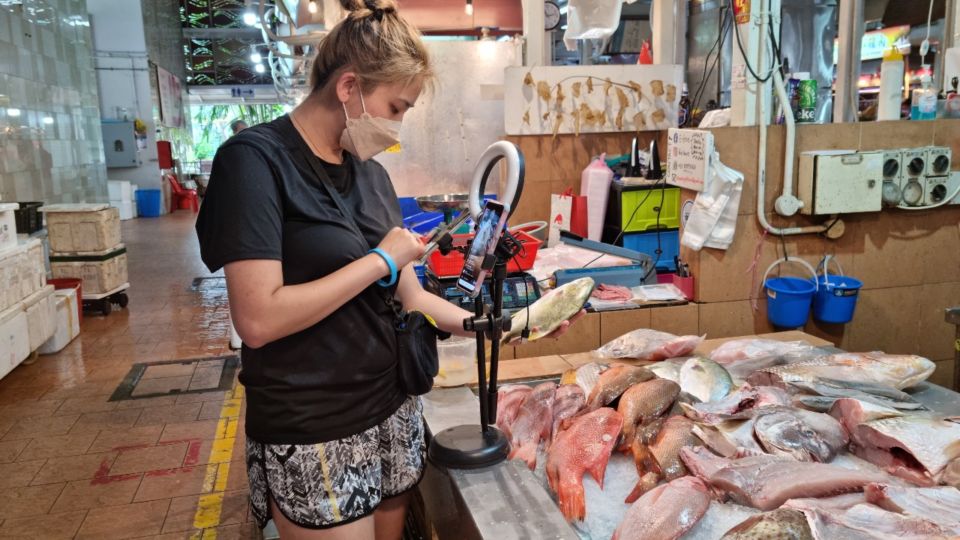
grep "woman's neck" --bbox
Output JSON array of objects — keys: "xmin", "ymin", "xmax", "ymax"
[{"xmin": 291, "ymin": 95, "xmax": 345, "ymax": 164}]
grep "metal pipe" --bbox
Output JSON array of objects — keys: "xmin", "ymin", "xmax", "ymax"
[{"xmin": 834, "ymin": 0, "xmax": 865, "ymax": 123}]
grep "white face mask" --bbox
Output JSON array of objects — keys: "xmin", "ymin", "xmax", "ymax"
[{"xmin": 340, "ymin": 90, "xmax": 402, "ymax": 161}]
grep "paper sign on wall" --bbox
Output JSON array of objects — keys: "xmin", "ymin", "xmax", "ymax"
[{"xmin": 667, "ymin": 128, "xmax": 714, "ymax": 193}]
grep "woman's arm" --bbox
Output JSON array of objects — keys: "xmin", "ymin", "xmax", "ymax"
[
  {"xmin": 227, "ymin": 227, "xmax": 425, "ymax": 349},
  {"xmin": 395, "ymin": 264, "xmax": 475, "ymax": 337}
]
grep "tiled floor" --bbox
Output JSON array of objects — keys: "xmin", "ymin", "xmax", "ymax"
[{"xmin": 0, "ymin": 211, "xmax": 258, "ymax": 539}]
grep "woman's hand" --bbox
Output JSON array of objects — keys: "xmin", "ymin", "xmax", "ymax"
[
  {"xmin": 376, "ymin": 227, "xmax": 426, "ymax": 269},
  {"xmin": 507, "ymin": 309, "xmax": 587, "ymax": 346}
]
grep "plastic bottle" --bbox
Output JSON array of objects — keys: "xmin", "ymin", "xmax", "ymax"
[
  {"xmin": 877, "ymin": 46, "xmax": 904, "ymax": 121},
  {"xmin": 638, "ymin": 41, "xmax": 653, "ymax": 65},
  {"xmin": 580, "ymin": 154, "xmax": 614, "ymax": 242},
  {"xmin": 910, "ymin": 72, "xmax": 937, "ymax": 120}
]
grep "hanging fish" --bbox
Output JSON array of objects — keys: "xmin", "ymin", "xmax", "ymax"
[
  {"xmin": 572, "ymin": 81, "xmax": 582, "ymax": 98},
  {"xmin": 522, "ymin": 109, "xmax": 531, "ymax": 126},
  {"xmin": 666, "ymin": 84, "xmax": 677, "ymax": 103},
  {"xmin": 586, "ymin": 76, "xmax": 594, "ymax": 93},
  {"xmin": 579, "ymin": 103, "xmax": 593, "ymax": 126},
  {"xmin": 542, "ymin": 111, "xmax": 551, "ymax": 121},
  {"xmin": 616, "ymin": 87, "xmax": 630, "ymax": 109},
  {"xmin": 633, "ymin": 112, "xmax": 646, "ymax": 130},
  {"xmin": 537, "ymin": 80, "xmax": 552, "ymax": 103},
  {"xmin": 651, "ymin": 80, "xmax": 665, "ymax": 97},
  {"xmin": 604, "ymin": 78, "xmax": 613, "ymax": 96},
  {"xmin": 573, "ymin": 108, "xmax": 581, "ymax": 136},
  {"xmin": 629, "ymin": 80, "xmax": 643, "ymax": 99},
  {"xmin": 616, "ymin": 108, "xmax": 626, "ymax": 130},
  {"xmin": 555, "ymin": 83, "xmax": 565, "ymax": 106},
  {"xmin": 523, "ymin": 71, "xmax": 534, "ymax": 87},
  {"xmin": 599, "ymin": 110, "xmax": 608, "ymax": 127},
  {"xmin": 652, "ymin": 109, "xmax": 666, "ymax": 124},
  {"xmin": 552, "ymin": 112, "xmax": 563, "ymax": 140}
]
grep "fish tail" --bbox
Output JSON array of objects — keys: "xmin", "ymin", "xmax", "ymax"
[
  {"xmin": 558, "ymin": 480, "xmax": 586, "ymax": 522},
  {"xmin": 587, "ymin": 456, "xmax": 610, "ymax": 489},
  {"xmin": 624, "ymin": 482, "xmax": 644, "ymax": 504},
  {"xmin": 512, "ymin": 442, "xmax": 538, "ymax": 470},
  {"xmin": 617, "ymin": 424, "xmax": 635, "ymax": 453}
]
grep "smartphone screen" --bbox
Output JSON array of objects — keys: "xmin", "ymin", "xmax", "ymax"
[{"xmin": 457, "ymin": 200, "xmax": 507, "ymax": 297}]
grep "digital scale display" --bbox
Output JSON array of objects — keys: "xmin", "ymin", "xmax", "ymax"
[{"xmin": 430, "ymin": 274, "xmax": 540, "ymax": 311}]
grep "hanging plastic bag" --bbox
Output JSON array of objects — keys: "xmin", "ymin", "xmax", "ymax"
[
  {"xmin": 548, "ymin": 188, "xmax": 588, "ymax": 247},
  {"xmin": 563, "ymin": 0, "xmax": 634, "ymax": 51},
  {"xmin": 681, "ymin": 151, "xmax": 744, "ymax": 251}
]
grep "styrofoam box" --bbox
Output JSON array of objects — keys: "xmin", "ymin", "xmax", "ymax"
[
  {"xmin": 0, "ymin": 305, "xmax": 29, "ymax": 381},
  {"xmin": 0, "ymin": 202, "xmax": 19, "ymax": 254},
  {"xmin": 42, "ymin": 204, "xmax": 121, "ymax": 253},
  {"xmin": 51, "ymin": 247, "xmax": 128, "ymax": 295},
  {"xmin": 40, "ymin": 288, "xmax": 80, "ymax": 355},
  {"xmin": 111, "ymin": 200, "xmax": 136, "ymax": 221},
  {"xmin": 22, "ymin": 285, "xmax": 56, "ymax": 352},
  {"xmin": 108, "ymin": 180, "xmax": 133, "ymax": 202},
  {"xmin": 0, "ymin": 239, "xmax": 46, "ymax": 314}
]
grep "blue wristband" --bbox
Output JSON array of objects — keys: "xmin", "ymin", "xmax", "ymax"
[{"xmin": 369, "ymin": 248, "xmax": 398, "ymax": 287}]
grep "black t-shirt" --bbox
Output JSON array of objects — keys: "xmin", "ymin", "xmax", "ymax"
[{"xmin": 195, "ymin": 115, "xmax": 405, "ymax": 444}]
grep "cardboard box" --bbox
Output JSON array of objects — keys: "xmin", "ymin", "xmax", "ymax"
[
  {"xmin": 42, "ymin": 204, "xmax": 121, "ymax": 253},
  {"xmin": 39, "ymin": 288, "xmax": 80, "ymax": 355},
  {"xmin": 50, "ymin": 245, "xmax": 128, "ymax": 295},
  {"xmin": 0, "ymin": 305, "xmax": 29, "ymax": 381},
  {"xmin": 22, "ymin": 285, "xmax": 56, "ymax": 352}
]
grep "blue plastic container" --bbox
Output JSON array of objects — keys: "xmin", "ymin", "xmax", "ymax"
[
  {"xmin": 136, "ymin": 188, "xmax": 162, "ymax": 218},
  {"xmin": 622, "ymin": 229, "xmax": 680, "ymax": 271},
  {"xmin": 763, "ymin": 258, "xmax": 817, "ymax": 328},
  {"xmin": 811, "ymin": 259, "xmax": 862, "ymax": 324}
]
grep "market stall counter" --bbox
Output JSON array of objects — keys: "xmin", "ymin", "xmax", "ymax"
[{"xmin": 414, "ymin": 331, "xmax": 960, "ymax": 540}]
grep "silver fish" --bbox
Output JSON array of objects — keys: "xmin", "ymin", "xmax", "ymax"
[
  {"xmin": 501, "ymin": 277, "xmax": 594, "ymax": 344},
  {"xmin": 851, "ymin": 415, "xmax": 960, "ymax": 485},
  {"xmin": 753, "ymin": 408, "xmax": 848, "ymax": 462},
  {"xmin": 747, "ymin": 352, "xmax": 935, "ymax": 391},
  {"xmin": 679, "ymin": 357, "xmax": 733, "ymax": 403}
]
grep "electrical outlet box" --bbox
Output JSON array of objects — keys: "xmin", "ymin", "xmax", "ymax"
[
  {"xmin": 924, "ymin": 174, "xmax": 960, "ymax": 206},
  {"xmin": 902, "ymin": 148, "xmax": 927, "ymax": 178},
  {"xmin": 881, "ymin": 150, "xmax": 903, "ymax": 206},
  {"xmin": 926, "ymin": 146, "xmax": 952, "ymax": 176},
  {"xmin": 799, "ymin": 150, "xmax": 883, "ymax": 215}
]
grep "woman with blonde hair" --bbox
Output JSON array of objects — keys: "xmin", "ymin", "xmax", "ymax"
[{"xmin": 197, "ymin": 1, "xmax": 580, "ymax": 537}]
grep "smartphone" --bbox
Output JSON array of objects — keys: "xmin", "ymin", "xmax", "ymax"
[{"xmin": 457, "ymin": 200, "xmax": 508, "ymax": 297}]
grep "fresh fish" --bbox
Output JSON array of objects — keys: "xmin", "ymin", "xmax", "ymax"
[
  {"xmin": 827, "ymin": 397, "xmax": 904, "ymax": 436},
  {"xmin": 850, "ymin": 415, "xmax": 960, "ymax": 486},
  {"xmin": 627, "ymin": 415, "xmax": 701, "ymax": 502},
  {"xmin": 596, "ymin": 328, "xmax": 704, "ymax": 361},
  {"xmin": 790, "ymin": 378, "xmax": 926, "ymax": 411},
  {"xmin": 507, "ymin": 382, "xmax": 556, "ymax": 469},
  {"xmin": 551, "ymin": 384, "xmax": 585, "ymax": 443},
  {"xmin": 679, "ymin": 357, "xmax": 733, "ymax": 403},
  {"xmin": 501, "ymin": 277, "xmax": 594, "ymax": 344},
  {"xmin": 940, "ymin": 458, "xmax": 960, "ymax": 488},
  {"xmin": 747, "ymin": 352, "xmax": 936, "ymax": 391},
  {"xmin": 584, "ymin": 364, "xmax": 655, "ymax": 411},
  {"xmin": 617, "ymin": 378, "xmax": 680, "ymax": 450},
  {"xmin": 571, "ymin": 361, "xmax": 607, "ymax": 397},
  {"xmin": 864, "ymin": 483, "xmax": 960, "ymax": 534},
  {"xmin": 785, "ymin": 500, "xmax": 955, "ymax": 540},
  {"xmin": 720, "ymin": 508, "xmax": 813, "ymax": 540},
  {"xmin": 545, "ymin": 408, "xmax": 622, "ymax": 522},
  {"xmin": 782, "ymin": 493, "xmax": 870, "ymax": 512},
  {"xmin": 636, "ymin": 417, "xmax": 666, "ymax": 446},
  {"xmin": 649, "ymin": 359, "xmax": 682, "ymax": 382},
  {"xmin": 691, "ymin": 417, "xmax": 766, "ymax": 458},
  {"xmin": 612, "ymin": 476, "xmax": 711, "ymax": 540},
  {"xmin": 681, "ymin": 384, "xmax": 791, "ymax": 424},
  {"xmin": 679, "ymin": 447, "xmax": 890, "ymax": 510},
  {"xmin": 495, "ymin": 384, "xmax": 532, "ymax": 437},
  {"xmin": 681, "ymin": 502, "xmax": 761, "ymax": 540},
  {"xmin": 753, "ymin": 408, "xmax": 848, "ymax": 462},
  {"xmin": 709, "ymin": 338, "xmax": 818, "ymax": 379}
]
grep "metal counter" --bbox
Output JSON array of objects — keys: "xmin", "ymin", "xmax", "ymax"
[{"xmin": 418, "ymin": 375, "xmax": 960, "ymax": 540}]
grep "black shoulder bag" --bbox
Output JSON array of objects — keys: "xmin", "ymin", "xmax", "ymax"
[{"xmin": 300, "ymin": 150, "xmax": 449, "ymax": 396}]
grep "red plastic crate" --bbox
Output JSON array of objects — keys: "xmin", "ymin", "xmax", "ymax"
[{"xmin": 427, "ymin": 230, "xmax": 541, "ymax": 278}]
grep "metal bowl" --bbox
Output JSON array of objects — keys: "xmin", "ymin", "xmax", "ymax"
[{"xmin": 415, "ymin": 193, "xmax": 470, "ymax": 213}]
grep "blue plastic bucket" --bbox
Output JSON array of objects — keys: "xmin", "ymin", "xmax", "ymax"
[
  {"xmin": 811, "ymin": 257, "xmax": 862, "ymax": 324},
  {"xmin": 763, "ymin": 258, "xmax": 817, "ymax": 328},
  {"xmin": 136, "ymin": 188, "xmax": 162, "ymax": 218}
]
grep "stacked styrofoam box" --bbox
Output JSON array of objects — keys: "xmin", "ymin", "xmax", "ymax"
[
  {"xmin": 39, "ymin": 288, "xmax": 80, "ymax": 354},
  {"xmin": 44, "ymin": 204, "xmax": 127, "ymax": 296},
  {"xmin": 109, "ymin": 180, "xmax": 136, "ymax": 221},
  {"xmin": 0, "ymin": 239, "xmax": 50, "ymax": 380},
  {"xmin": 22, "ymin": 285, "xmax": 56, "ymax": 352},
  {"xmin": 0, "ymin": 306, "xmax": 29, "ymax": 380},
  {"xmin": 0, "ymin": 239, "xmax": 46, "ymax": 314},
  {"xmin": 50, "ymin": 245, "xmax": 128, "ymax": 294},
  {"xmin": 0, "ymin": 202, "xmax": 19, "ymax": 253}
]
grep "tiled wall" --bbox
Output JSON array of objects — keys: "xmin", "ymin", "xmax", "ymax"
[
  {"xmin": 505, "ymin": 120, "xmax": 960, "ymax": 390},
  {"xmin": 0, "ymin": 0, "xmax": 108, "ymax": 204}
]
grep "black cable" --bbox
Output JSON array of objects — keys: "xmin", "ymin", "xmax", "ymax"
[
  {"xmin": 642, "ymin": 182, "xmax": 666, "ymax": 282},
  {"xmin": 582, "ymin": 176, "xmax": 666, "ymax": 269},
  {"xmin": 732, "ymin": 3, "xmax": 777, "ymax": 83},
  {"xmin": 692, "ymin": 5, "xmax": 731, "ymax": 118}
]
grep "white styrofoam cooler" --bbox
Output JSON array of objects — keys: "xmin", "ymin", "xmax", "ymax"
[
  {"xmin": 0, "ymin": 202, "xmax": 19, "ymax": 254},
  {"xmin": 111, "ymin": 200, "xmax": 136, "ymax": 220},
  {"xmin": 22, "ymin": 285, "xmax": 56, "ymax": 352},
  {"xmin": 39, "ymin": 288, "xmax": 80, "ymax": 355},
  {"xmin": 0, "ymin": 239, "xmax": 47, "ymax": 314},
  {"xmin": 0, "ymin": 305, "xmax": 29, "ymax": 381},
  {"xmin": 108, "ymin": 180, "xmax": 133, "ymax": 202}
]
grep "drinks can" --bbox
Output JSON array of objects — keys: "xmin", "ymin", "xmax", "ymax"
[{"xmin": 797, "ymin": 79, "xmax": 817, "ymax": 123}]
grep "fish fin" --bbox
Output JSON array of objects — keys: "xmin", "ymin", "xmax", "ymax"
[
  {"xmin": 558, "ymin": 479, "xmax": 586, "ymax": 522},
  {"xmin": 587, "ymin": 455, "xmax": 611, "ymax": 488},
  {"xmin": 512, "ymin": 442, "xmax": 538, "ymax": 470}
]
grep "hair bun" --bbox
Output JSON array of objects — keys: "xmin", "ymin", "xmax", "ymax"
[{"xmin": 338, "ymin": 0, "xmax": 397, "ymax": 15}]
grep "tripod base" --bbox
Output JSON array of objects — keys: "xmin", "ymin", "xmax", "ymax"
[{"xmin": 428, "ymin": 424, "xmax": 510, "ymax": 470}]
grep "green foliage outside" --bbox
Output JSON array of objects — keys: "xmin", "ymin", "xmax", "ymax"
[{"xmin": 188, "ymin": 103, "xmax": 287, "ymax": 161}]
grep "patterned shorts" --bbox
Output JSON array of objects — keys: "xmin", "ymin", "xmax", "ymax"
[{"xmin": 245, "ymin": 396, "xmax": 426, "ymax": 529}]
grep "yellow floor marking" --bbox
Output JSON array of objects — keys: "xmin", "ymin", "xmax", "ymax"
[{"xmin": 190, "ymin": 383, "xmax": 245, "ymax": 539}]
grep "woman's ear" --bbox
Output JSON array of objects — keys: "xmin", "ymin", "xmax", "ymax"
[{"xmin": 335, "ymin": 71, "xmax": 358, "ymax": 105}]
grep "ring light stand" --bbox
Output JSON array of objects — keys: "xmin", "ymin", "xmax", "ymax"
[{"xmin": 427, "ymin": 142, "xmax": 526, "ymax": 470}]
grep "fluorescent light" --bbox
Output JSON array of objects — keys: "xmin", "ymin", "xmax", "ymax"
[
  {"xmin": 242, "ymin": 11, "xmax": 257, "ymax": 26},
  {"xmin": 465, "ymin": 0, "xmax": 473, "ymax": 16},
  {"xmin": 255, "ymin": 63, "xmax": 266, "ymax": 74},
  {"xmin": 308, "ymin": 1, "xmax": 317, "ymax": 14},
  {"xmin": 6, "ymin": 108, "xmax": 20, "ymax": 117},
  {"xmin": 42, "ymin": 116, "xmax": 54, "ymax": 124},
  {"xmin": 250, "ymin": 51, "xmax": 262, "ymax": 63}
]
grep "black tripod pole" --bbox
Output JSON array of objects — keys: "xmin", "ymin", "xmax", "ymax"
[
  {"xmin": 473, "ymin": 295, "xmax": 489, "ymax": 433},
  {"xmin": 487, "ymin": 259, "xmax": 507, "ymax": 425}
]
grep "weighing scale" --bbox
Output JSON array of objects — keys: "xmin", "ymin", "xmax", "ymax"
[{"xmin": 425, "ymin": 272, "xmax": 540, "ymax": 311}]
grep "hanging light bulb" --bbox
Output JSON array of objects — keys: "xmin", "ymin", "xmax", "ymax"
[
  {"xmin": 255, "ymin": 63, "xmax": 266, "ymax": 74},
  {"xmin": 308, "ymin": 1, "xmax": 318, "ymax": 14},
  {"xmin": 464, "ymin": 0, "xmax": 473, "ymax": 16},
  {"xmin": 242, "ymin": 11, "xmax": 257, "ymax": 26},
  {"xmin": 250, "ymin": 50, "xmax": 262, "ymax": 63}
]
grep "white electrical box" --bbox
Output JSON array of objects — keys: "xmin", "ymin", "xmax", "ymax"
[
  {"xmin": 902, "ymin": 148, "xmax": 927, "ymax": 178},
  {"xmin": 798, "ymin": 150, "xmax": 883, "ymax": 215},
  {"xmin": 881, "ymin": 150, "xmax": 903, "ymax": 206},
  {"xmin": 926, "ymin": 146, "xmax": 952, "ymax": 176},
  {"xmin": 924, "ymin": 174, "xmax": 960, "ymax": 206}
]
